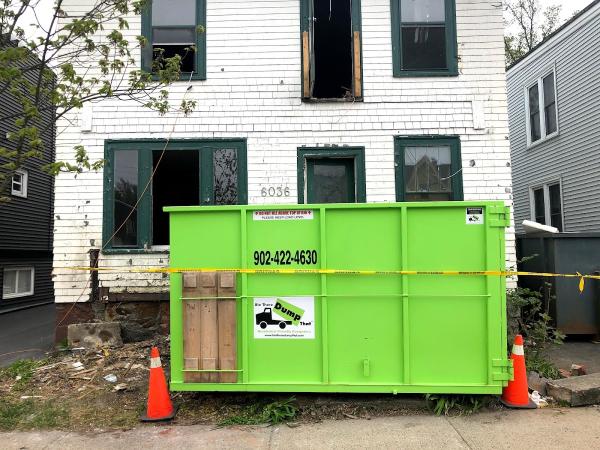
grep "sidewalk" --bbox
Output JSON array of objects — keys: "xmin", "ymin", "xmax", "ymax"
[{"xmin": 2, "ymin": 406, "xmax": 599, "ymax": 449}]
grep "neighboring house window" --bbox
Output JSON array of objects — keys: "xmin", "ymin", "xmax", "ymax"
[
  {"xmin": 11, "ymin": 170, "xmax": 28, "ymax": 197},
  {"xmin": 531, "ymin": 181, "xmax": 563, "ymax": 230},
  {"xmin": 526, "ymin": 70, "xmax": 558, "ymax": 145},
  {"xmin": 2, "ymin": 267, "xmax": 35, "ymax": 299},
  {"xmin": 103, "ymin": 140, "xmax": 247, "ymax": 250},
  {"xmin": 141, "ymin": 0, "xmax": 206, "ymax": 80},
  {"xmin": 394, "ymin": 136, "xmax": 463, "ymax": 201},
  {"xmin": 391, "ymin": 0, "xmax": 458, "ymax": 76},
  {"xmin": 297, "ymin": 148, "xmax": 366, "ymax": 203}
]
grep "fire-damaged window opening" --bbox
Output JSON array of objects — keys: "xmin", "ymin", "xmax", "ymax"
[
  {"xmin": 302, "ymin": 0, "xmax": 362, "ymax": 101},
  {"xmin": 152, "ymin": 150, "xmax": 200, "ymax": 246},
  {"xmin": 103, "ymin": 140, "xmax": 248, "ymax": 251}
]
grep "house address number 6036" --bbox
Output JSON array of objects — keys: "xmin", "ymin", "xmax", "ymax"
[{"xmin": 261, "ymin": 186, "xmax": 291, "ymax": 197}]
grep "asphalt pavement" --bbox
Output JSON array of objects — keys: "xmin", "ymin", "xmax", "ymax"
[
  {"xmin": 2, "ymin": 406, "xmax": 600, "ymax": 449},
  {"xmin": 0, "ymin": 303, "xmax": 55, "ymax": 367}
]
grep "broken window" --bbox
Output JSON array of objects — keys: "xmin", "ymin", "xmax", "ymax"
[
  {"xmin": 394, "ymin": 137, "xmax": 463, "ymax": 201},
  {"xmin": 104, "ymin": 141, "xmax": 247, "ymax": 249},
  {"xmin": 141, "ymin": 0, "xmax": 206, "ymax": 79},
  {"xmin": 302, "ymin": 0, "xmax": 362, "ymax": 100},
  {"xmin": 297, "ymin": 148, "xmax": 366, "ymax": 203},
  {"xmin": 391, "ymin": 0, "xmax": 457, "ymax": 75}
]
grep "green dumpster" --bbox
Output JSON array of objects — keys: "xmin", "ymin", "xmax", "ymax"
[{"xmin": 165, "ymin": 201, "xmax": 512, "ymax": 394}]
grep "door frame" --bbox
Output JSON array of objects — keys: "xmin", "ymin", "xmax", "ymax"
[{"xmin": 297, "ymin": 147, "xmax": 366, "ymax": 204}]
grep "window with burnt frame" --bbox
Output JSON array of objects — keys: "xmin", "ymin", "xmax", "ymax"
[
  {"xmin": 103, "ymin": 140, "xmax": 247, "ymax": 250},
  {"xmin": 391, "ymin": 0, "xmax": 457, "ymax": 76},
  {"xmin": 141, "ymin": 0, "xmax": 206, "ymax": 80}
]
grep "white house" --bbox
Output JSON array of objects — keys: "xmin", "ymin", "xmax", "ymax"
[{"xmin": 53, "ymin": 0, "xmax": 515, "ymax": 339}]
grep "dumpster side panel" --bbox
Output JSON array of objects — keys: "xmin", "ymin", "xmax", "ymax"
[
  {"xmin": 325, "ymin": 208, "xmax": 404, "ymax": 384},
  {"xmin": 406, "ymin": 207, "xmax": 496, "ymax": 385}
]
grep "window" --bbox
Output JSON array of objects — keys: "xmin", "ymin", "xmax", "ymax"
[
  {"xmin": 11, "ymin": 170, "xmax": 28, "ymax": 197},
  {"xmin": 141, "ymin": 0, "xmax": 206, "ymax": 80},
  {"xmin": 526, "ymin": 70, "xmax": 558, "ymax": 145},
  {"xmin": 103, "ymin": 139, "xmax": 247, "ymax": 250},
  {"xmin": 530, "ymin": 181, "xmax": 563, "ymax": 231},
  {"xmin": 300, "ymin": 0, "xmax": 363, "ymax": 100},
  {"xmin": 394, "ymin": 136, "xmax": 463, "ymax": 201},
  {"xmin": 2, "ymin": 267, "xmax": 34, "ymax": 299},
  {"xmin": 391, "ymin": 0, "xmax": 458, "ymax": 76},
  {"xmin": 297, "ymin": 147, "xmax": 366, "ymax": 203}
]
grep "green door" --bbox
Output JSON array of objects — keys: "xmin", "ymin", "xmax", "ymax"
[{"xmin": 306, "ymin": 158, "xmax": 356, "ymax": 203}]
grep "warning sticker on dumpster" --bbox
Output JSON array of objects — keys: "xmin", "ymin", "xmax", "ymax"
[
  {"xmin": 253, "ymin": 297, "xmax": 315, "ymax": 339},
  {"xmin": 466, "ymin": 207, "xmax": 484, "ymax": 225},
  {"xmin": 253, "ymin": 210, "xmax": 314, "ymax": 221}
]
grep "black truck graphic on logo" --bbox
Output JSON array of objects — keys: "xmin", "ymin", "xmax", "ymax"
[{"xmin": 255, "ymin": 307, "xmax": 292, "ymax": 330}]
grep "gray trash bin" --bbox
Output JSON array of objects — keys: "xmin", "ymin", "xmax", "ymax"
[{"xmin": 517, "ymin": 233, "xmax": 600, "ymax": 335}]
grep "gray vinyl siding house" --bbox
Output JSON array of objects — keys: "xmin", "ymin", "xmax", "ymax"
[
  {"xmin": 507, "ymin": 0, "xmax": 600, "ymax": 233},
  {"xmin": 0, "ymin": 39, "xmax": 55, "ymax": 312}
]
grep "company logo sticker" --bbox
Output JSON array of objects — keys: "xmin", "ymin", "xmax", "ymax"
[
  {"xmin": 466, "ymin": 207, "xmax": 484, "ymax": 225},
  {"xmin": 253, "ymin": 210, "xmax": 314, "ymax": 221},
  {"xmin": 253, "ymin": 297, "xmax": 314, "ymax": 339}
]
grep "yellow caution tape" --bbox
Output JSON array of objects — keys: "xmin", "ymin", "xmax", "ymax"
[{"xmin": 56, "ymin": 266, "xmax": 600, "ymax": 293}]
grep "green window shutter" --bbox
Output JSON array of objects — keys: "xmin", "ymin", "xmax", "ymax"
[
  {"xmin": 391, "ymin": 0, "xmax": 458, "ymax": 77},
  {"xmin": 394, "ymin": 136, "xmax": 463, "ymax": 202}
]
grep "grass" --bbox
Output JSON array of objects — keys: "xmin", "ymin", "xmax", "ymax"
[
  {"xmin": 218, "ymin": 397, "xmax": 298, "ymax": 426},
  {"xmin": 0, "ymin": 359, "xmax": 48, "ymax": 390},
  {"xmin": 0, "ymin": 399, "xmax": 69, "ymax": 431},
  {"xmin": 527, "ymin": 355, "xmax": 561, "ymax": 380},
  {"xmin": 424, "ymin": 394, "xmax": 489, "ymax": 416}
]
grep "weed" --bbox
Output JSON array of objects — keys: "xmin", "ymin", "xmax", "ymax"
[
  {"xmin": 0, "ymin": 399, "xmax": 69, "ymax": 431},
  {"xmin": 0, "ymin": 359, "xmax": 47, "ymax": 389},
  {"xmin": 218, "ymin": 397, "xmax": 298, "ymax": 426},
  {"xmin": 261, "ymin": 397, "xmax": 298, "ymax": 424},
  {"xmin": 424, "ymin": 394, "xmax": 487, "ymax": 416},
  {"xmin": 506, "ymin": 286, "xmax": 564, "ymax": 378}
]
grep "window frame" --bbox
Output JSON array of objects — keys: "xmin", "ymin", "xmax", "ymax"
[
  {"xmin": 390, "ymin": 0, "xmax": 458, "ymax": 77},
  {"xmin": 11, "ymin": 169, "xmax": 28, "ymax": 198},
  {"xmin": 103, "ymin": 139, "xmax": 247, "ymax": 253},
  {"xmin": 524, "ymin": 67, "xmax": 559, "ymax": 147},
  {"xmin": 529, "ymin": 179, "xmax": 564, "ymax": 230},
  {"xmin": 297, "ymin": 147, "xmax": 366, "ymax": 204},
  {"xmin": 394, "ymin": 135, "xmax": 463, "ymax": 201},
  {"xmin": 299, "ymin": 0, "xmax": 364, "ymax": 101},
  {"xmin": 2, "ymin": 267, "xmax": 35, "ymax": 299},
  {"xmin": 141, "ymin": 0, "xmax": 207, "ymax": 81}
]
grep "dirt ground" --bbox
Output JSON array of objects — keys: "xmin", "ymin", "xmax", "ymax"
[{"xmin": 0, "ymin": 337, "xmax": 446, "ymax": 432}]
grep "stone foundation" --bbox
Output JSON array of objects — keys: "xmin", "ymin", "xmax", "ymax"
[{"xmin": 55, "ymin": 290, "xmax": 169, "ymax": 344}]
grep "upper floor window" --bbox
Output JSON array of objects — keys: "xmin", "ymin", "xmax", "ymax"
[
  {"xmin": 141, "ymin": 0, "xmax": 206, "ymax": 80},
  {"xmin": 11, "ymin": 170, "xmax": 28, "ymax": 198},
  {"xmin": 394, "ymin": 136, "xmax": 463, "ymax": 201},
  {"xmin": 531, "ymin": 181, "xmax": 562, "ymax": 231},
  {"xmin": 391, "ymin": 0, "xmax": 458, "ymax": 76},
  {"xmin": 526, "ymin": 70, "xmax": 558, "ymax": 146}
]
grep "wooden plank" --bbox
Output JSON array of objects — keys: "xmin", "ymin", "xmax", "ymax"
[
  {"xmin": 217, "ymin": 272, "xmax": 237, "ymax": 383},
  {"xmin": 199, "ymin": 272, "xmax": 218, "ymax": 382},
  {"xmin": 182, "ymin": 273, "xmax": 202, "ymax": 383},
  {"xmin": 353, "ymin": 31, "xmax": 362, "ymax": 99},
  {"xmin": 302, "ymin": 31, "xmax": 310, "ymax": 98}
]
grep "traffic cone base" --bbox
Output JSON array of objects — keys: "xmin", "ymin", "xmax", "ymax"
[
  {"xmin": 141, "ymin": 346, "xmax": 177, "ymax": 422},
  {"xmin": 501, "ymin": 334, "xmax": 537, "ymax": 409}
]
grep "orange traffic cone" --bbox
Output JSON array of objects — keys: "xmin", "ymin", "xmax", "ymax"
[
  {"xmin": 141, "ymin": 347, "xmax": 177, "ymax": 421},
  {"xmin": 501, "ymin": 335, "xmax": 536, "ymax": 409}
]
